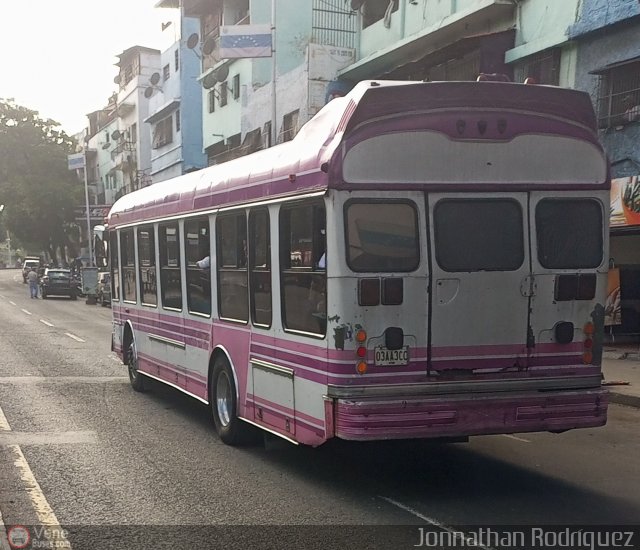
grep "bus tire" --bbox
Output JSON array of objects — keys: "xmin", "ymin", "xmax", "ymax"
[
  {"xmin": 210, "ymin": 357, "xmax": 250, "ymax": 446},
  {"xmin": 127, "ymin": 341, "xmax": 146, "ymax": 393}
]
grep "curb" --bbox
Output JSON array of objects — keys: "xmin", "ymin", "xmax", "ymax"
[{"xmin": 608, "ymin": 391, "xmax": 640, "ymax": 409}]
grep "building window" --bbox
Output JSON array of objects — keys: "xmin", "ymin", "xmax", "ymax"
[
  {"xmin": 130, "ymin": 123, "xmax": 137, "ymax": 143},
  {"xmin": 152, "ymin": 117, "xmax": 173, "ymax": 148},
  {"xmin": 137, "ymin": 226, "xmax": 157, "ymax": 306},
  {"xmin": 232, "ymin": 74, "xmax": 240, "ymax": 100},
  {"xmin": 175, "ymin": 109, "xmax": 181, "ymax": 133},
  {"xmin": 208, "ymin": 90, "xmax": 216, "ymax": 113},
  {"xmin": 595, "ymin": 59, "xmax": 640, "ymax": 128},
  {"xmin": 360, "ymin": 0, "xmax": 398, "ymax": 29},
  {"xmin": 281, "ymin": 110, "xmax": 299, "ymax": 142},
  {"xmin": 279, "ymin": 201, "xmax": 326, "ymax": 336},
  {"xmin": 163, "ymin": 64, "xmax": 170, "ymax": 81},
  {"xmin": 174, "ymin": 49, "xmax": 179, "ymax": 71},
  {"xmin": 514, "ymin": 48, "xmax": 560, "ymax": 86},
  {"xmin": 159, "ymin": 223, "xmax": 182, "ymax": 310},
  {"xmin": 219, "ymin": 84, "xmax": 228, "ymax": 107},
  {"xmin": 185, "ymin": 217, "xmax": 211, "ymax": 316},
  {"xmin": 216, "ymin": 213, "xmax": 248, "ymax": 322}
]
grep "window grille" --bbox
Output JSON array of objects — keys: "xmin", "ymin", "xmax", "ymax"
[{"xmin": 595, "ymin": 59, "xmax": 640, "ymax": 129}]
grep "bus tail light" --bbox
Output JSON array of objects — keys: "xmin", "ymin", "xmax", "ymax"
[{"xmin": 356, "ymin": 329, "xmax": 367, "ymax": 374}]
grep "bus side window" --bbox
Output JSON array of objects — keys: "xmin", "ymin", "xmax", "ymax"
[
  {"xmin": 110, "ymin": 231, "xmax": 120, "ymax": 301},
  {"xmin": 120, "ymin": 229, "xmax": 137, "ymax": 303},
  {"xmin": 249, "ymin": 208, "xmax": 272, "ymax": 327},
  {"xmin": 217, "ymin": 213, "xmax": 248, "ymax": 322},
  {"xmin": 159, "ymin": 223, "xmax": 183, "ymax": 310},
  {"xmin": 185, "ymin": 217, "xmax": 211, "ymax": 316},
  {"xmin": 280, "ymin": 202, "xmax": 326, "ymax": 336},
  {"xmin": 137, "ymin": 226, "xmax": 157, "ymax": 307}
]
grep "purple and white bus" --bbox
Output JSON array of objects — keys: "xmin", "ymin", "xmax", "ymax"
[{"xmin": 108, "ymin": 80, "xmax": 609, "ymax": 447}]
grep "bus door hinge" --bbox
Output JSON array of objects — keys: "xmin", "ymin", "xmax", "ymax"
[{"xmin": 520, "ymin": 275, "xmax": 536, "ymax": 297}]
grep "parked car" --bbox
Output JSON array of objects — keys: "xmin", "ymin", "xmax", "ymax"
[
  {"xmin": 22, "ymin": 258, "xmax": 40, "ymax": 283},
  {"xmin": 40, "ymin": 268, "xmax": 77, "ymax": 300},
  {"xmin": 97, "ymin": 271, "xmax": 111, "ymax": 307}
]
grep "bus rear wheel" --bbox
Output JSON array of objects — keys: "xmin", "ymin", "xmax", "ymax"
[
  {"xmin": 210, "ymin": 357, "xmax": 252, "ymax": 446},
  {"xmin": 127, "ymin": 341, "xmax": 146, "ymax": 393}
]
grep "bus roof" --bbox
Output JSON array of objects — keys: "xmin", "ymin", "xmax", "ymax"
[{"xmin": 108, "ymin": 80, "xmax": 601, "ymax": 228}]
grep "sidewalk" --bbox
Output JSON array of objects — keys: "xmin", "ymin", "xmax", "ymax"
[{"xmin": 602, "ymin": 345, "xmax": 640, "ymax": 409}]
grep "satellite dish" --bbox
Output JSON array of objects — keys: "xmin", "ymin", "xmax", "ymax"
[
  {"xmin": 150, "ymin": 72, "xmax": 161, "ymax": 86},
  {"xmin": 202, "ymin": 72, "xmax": 217, "ymax": 90},
  {"xmin": 111, "ymin": 130, "xmax": 121, "ymax": 140},
  {"xmin": 186, "ymin": 33, "xmax": 199, "ymax": 50},
  {"xmin": 75, "ymin": 145, "xmax": 84, "ymax": 153},
  {"xmin": 113, "ymin": 75, "xmax": 120, "ymax": 85},
  {"xmin": 202, "ymin": 37, "xmax": 216, "ymax": 56},
  {"xmin": 102, "ymin": 142, "xmax": 111, "ymax": 150},
  {"xmin": 214, "ymin": 64, "xmax": 229, "ymax": 82},
  {"xmin": 144, "ymin": 87, "xmax": 154, "ymax": 99}
]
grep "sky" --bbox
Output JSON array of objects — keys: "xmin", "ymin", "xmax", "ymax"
[{"xmin": 0, "ymin": 0, "xmax": 180, "ymax": 137}]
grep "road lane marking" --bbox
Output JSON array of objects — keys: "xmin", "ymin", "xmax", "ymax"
[
  {"xmin": 65, "ymin": 333, "xmax": 85, "ymax": 342},
  {"xmin": 379, "ymin": 496, "xmax": 495, "ymax": 550},
  {"xmin": 501, "ymin": 434, "xmax": 531, "ymax": 443},
  {"xmin": 0, "ymin": 405, "xmax": 72, "ymax": 548},
  {"xmin": 0, "ymin": 376, "xmax": 128, "ymax": 385},
  {"xmin": 0, "ymin": 431, "xmax": 97, "ymax": 446},
  {"xmin": 8, "ymin": 301, "xmax": 15, "ymax": 306},
  {"xmin": 40, "ymin": 319, "xmax": 54, "ymax": 327},
  {"xmin": 20, "ymin": 309, "xmax": 32, "ymax": 316},
  {"xmin": 0, "ymin": 510, "xmax": 9, "ymax": 550},
  {"xmin": 0, "ymin": 407, "xmax": 10, "ymax": 431}
]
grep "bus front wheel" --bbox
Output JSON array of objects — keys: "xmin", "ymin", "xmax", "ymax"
[
  {"xmin": 210, "ymin": 357, "xmax": 250, "ymax": 446},
  {"xmin": 127, "ymin": 341, "xmax": 146, "ymax": 393}
]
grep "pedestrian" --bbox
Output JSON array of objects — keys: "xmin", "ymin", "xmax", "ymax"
[{"xmin": 27, "ymin": 266, "xmax": 39, "ymax": 299}]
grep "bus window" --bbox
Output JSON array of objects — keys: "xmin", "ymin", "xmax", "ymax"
[
  {"xmin": 434, "ymin": 199, "xmax": 524, "ymax": 272},
  {"xmin": 217, "ymin": 213, "xmax": 248, "ymax": 322},
  {"xmin": 137, "ymin": 226, "xmax": 157, "ymax": 307},
  {"xmin": 249, "ymin": 208, "xmax": 272, "ymax": 327},
  {"xmin": 345, "ymin": 200, "xmax": 419, "ymax": 272},
  {"xmin": 159, "ymin": 223, "xmax": 182, "ymax": 310},
  {"xmin": 536, "ymin": 199, "xmax": 603, "ymax": 269},
  {"xmin": 280, "ymin": 202, "xmax": 326, "ymax": 336},
  {"xmin": 185, "ymin": 217, "xmax": 211, "ymax": 316},
  {"xmin": 109, "ymin": 231, "xmax": 119, "ymax": 301},
  {"xmin": 120, "ymin": 229, "xmax": 137, "ymax": 303}
]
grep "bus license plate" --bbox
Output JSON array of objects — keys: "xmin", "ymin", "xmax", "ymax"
[{"xmin": 374, "ymin": 346, "xmax": 409, "ymax": 366}]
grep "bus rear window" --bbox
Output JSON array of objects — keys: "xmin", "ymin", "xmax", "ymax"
[
  {"xmin": 536, "ymin": 199, "xmax": 603, "ymax": 269},
  {"xmin": 434, "ymin": 199, "xmax": 524, "ymax": 272},
  {"xmin": 345, "ymin": 201, "xmax": 419, "ymax": 272}
]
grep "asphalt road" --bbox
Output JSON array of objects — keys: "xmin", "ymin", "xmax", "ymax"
[{"xmin": 0, "ymin": 268, "xmax": 639, "ymax": 549}]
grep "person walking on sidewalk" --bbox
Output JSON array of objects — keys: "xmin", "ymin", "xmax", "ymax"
[{"xmin": 27, "ymin": 266, "xmax": 39, "ymax": 299}]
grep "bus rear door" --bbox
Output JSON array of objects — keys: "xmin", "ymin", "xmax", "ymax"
[
  {"xmin": 527, "ymin": 192, "xmax": 607, "ymax": 370},
  {"xmin": 428, "ymin": 193, "xmax": 531, "ymax": 374}
]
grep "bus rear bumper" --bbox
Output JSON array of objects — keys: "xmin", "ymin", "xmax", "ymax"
[{"xmin": 333, "ymin": 388, "xmax": 608, "ymax": 441}]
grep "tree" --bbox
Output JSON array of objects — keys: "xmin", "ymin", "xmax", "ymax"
[{"xmin": 0, "ymin": 99, "xmax": 83, "ymax": 263}]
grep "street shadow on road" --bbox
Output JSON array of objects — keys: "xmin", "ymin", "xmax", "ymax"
[{"xmin": 139, "ymin": 378, "xmax": 640, "ymax": 527}]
